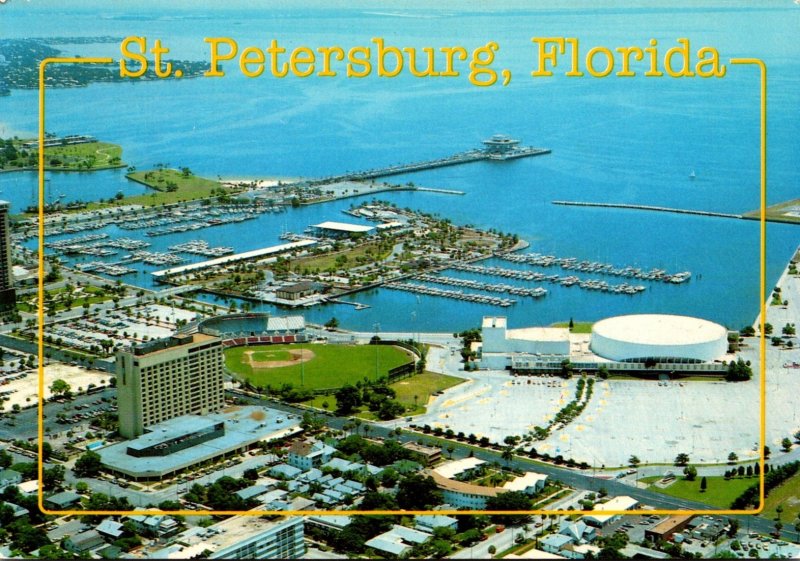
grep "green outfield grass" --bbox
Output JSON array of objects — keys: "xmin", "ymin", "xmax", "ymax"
[
  {"xmin": 646, "ymin": 475, "xmax": 756, "ymax": 508},
  {"xmin": 390, "ymin": 371, "xmax": 464, "ymax": 414},
  {"xmin": 224, "ymin": 343, "xmax": 414, "ymax": 390}
]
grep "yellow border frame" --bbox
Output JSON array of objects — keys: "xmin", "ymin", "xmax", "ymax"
[{"xmin": 37, "ymin": 57, "xmax": 768, "ymax": 518}]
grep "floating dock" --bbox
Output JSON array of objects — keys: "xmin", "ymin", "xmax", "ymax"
[
  {"xmin": 415, "ymin": 273, "xmax": 547, "ymax": 298},
  {"xmin": 496, "ymin": 252, "xmax": 691, "ymax": 283},
  {"xmin": 449, "ymin": 262, "xmax": 648, "ymax": 295},
  {"xmin": 169, "ymin": 240, "xmax": 234, "ymax": 257},
  {"xmin": 384, "ymin": 281, "xmax": 516, "ymax": 307}
]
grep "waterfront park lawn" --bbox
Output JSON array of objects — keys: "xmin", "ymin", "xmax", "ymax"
[
  {"xmin": 641, "ymin": 475, "xmax": 755, "ymax": 508},
  {"xmin": 43, "ymin": 141, "xmax": 125, "ymax": 171},
  {"xmin": 91, "ymin": 168, "xmax": 223, "ymax": 208},
  {"xmin": 302, "ymin": 370, "xmax": 465, "ymax": 417},
  {"xmin": 224, "ymin": 343, "xmax": 415, "ymax": 391}
]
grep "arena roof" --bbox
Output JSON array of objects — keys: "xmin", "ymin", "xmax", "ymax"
[{"xmin": 591, "ymin": 314, "xmax": 727, "ymax": 347}]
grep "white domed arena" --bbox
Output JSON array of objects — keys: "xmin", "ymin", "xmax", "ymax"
[{"xmin": 590, "ymin": 314, "xmax": 728, "ymax": 362}]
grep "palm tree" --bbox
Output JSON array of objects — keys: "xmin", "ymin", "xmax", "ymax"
[{"xmin": 502, "ymin": 446, "xmax": 514, "ymax": 467}]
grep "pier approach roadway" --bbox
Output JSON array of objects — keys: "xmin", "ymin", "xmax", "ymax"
[{"xmin": 302, "ymin": 137, "xmax": 550, "ymax": 186}]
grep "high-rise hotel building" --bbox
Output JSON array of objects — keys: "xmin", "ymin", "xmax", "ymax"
[
  {"xmin": 0, "ymin": 200, "xmax": 16, "ymax": 314},
  {"xmin": 116, "ymin": 333, "xmax": 225, "ymax": 438}
]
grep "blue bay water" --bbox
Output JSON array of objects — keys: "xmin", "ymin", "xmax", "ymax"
[{"xmin": 2, "ymin": 2, "xmax": 799, "ymax": 332}]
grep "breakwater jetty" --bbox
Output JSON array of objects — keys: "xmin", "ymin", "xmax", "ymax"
[{"xmin": 552, "ymin": 200, "xmax": 742, "ymax": 220}]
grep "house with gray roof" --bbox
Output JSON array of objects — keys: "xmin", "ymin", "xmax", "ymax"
[
  {"xmin": 64, "ymin": 530, "xmax": 106, "ymax": 554},
  {"xmin": 96, "ymin": 519, "xmax": 125, "ymax": 539},
  {"xmin": 0, "ymin": 469, "xmax": 22, "ymax": 490},
  {"xmin": 3, "ymin": 502, "xmax": 29, "ymax": 518},
  {"xmin": 559, "ymin": 520, "xmax": 596, "ymax": 543},
  {"xmin": 415, "ymin": 515, "xmax": 458, "ymax": 533},
  {"xmin": 45, "ymin": 490, "xmax": 82, "ymax": 510},
  {"xmin": 541, "ymin": 533, "xmax": 573, "ymax": 554},
  {"xmin": 235, "ymin": 484, "xmax": 269, "ymax": 501},
  {"xmin": 269, "ymin": 463, "xmax": 302, "ymax": 480},
  {"xmin": 365, "ymin": 525, "xmax": 432, "ymax": 558}
]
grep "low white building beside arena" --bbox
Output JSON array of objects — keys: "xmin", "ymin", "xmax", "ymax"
[{"xmin": 480, "ymin": 316, "xmax": 570, "ymax": 370}]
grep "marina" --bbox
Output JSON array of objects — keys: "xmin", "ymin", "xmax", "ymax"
[
  {"xmin": 125, "ymin": 251, "xmax": 185, "ymax": 266},
  {"xmin": 496, "ymin": 252, "xmax": 692, "ymax": 283},
  {"xmin": 414, "ymin": 273, "xmax": 548, "ymax": 298},
  {"xmin": 383, "ymin": 281, "xmax": 517, "ymax": 307},
  {"xmin": 76, "ymin": 262, "xmax": 137, "ymax": 276},
  {"xmin": 449, "ymin": 262, "xmax": 649, "ymax": 295},
  {"xmin": 169, "ymin": 240, "xmax": 234, "ymax": 257}
]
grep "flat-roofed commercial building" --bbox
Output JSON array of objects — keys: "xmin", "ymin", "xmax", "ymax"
[
  {"xmin": 154, "ymin": 516, "xmax": 304, "ymax": 559},
  {"xmin": 209, "ymin": 516, "xmax": 304, "ymax": 559},
  {"xmin": 581, "ymin": 496, "xmax": 639, "ymax": 527},
  {"xmin": 99, "ymin": 406, "xmax": 301, "ymax": 481},
  {"xmin": 645, "ymin": 514, "xmax": 694, "ymax": 543},
  {"xmin": 117, "ymin": 333, "xmax": 224, "ymax": 438},
  {"xmin": 480, "ymin": 316, "xmax": 570, "ymax": 370}
]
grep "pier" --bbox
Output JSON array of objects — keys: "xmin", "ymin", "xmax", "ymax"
[
  {"xmin": 305, "ymin": 137, "xmax": 550, "ymax": 186},
  {"xmin": 552, "ymin": 200, "xmax": 742, "ymax": 220},
  {"xmin": 327, "ymin": 298, "xmax": 371, "ymax": 310}
]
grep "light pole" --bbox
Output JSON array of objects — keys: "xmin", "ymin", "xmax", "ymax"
[
  {"xmin": 373, "ymin": 322, "xmax": 380, "ymax": 381},
  {"xmin": 300, "ymin": 339, "xmax": 305, "ymax": 387},
  {"xmin": 415, "ymin": 294, "xmax": 420, "ymax": 349}
]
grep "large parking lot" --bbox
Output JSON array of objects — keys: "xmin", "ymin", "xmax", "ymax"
[
  {"xmin": 44, "ymin": 303, "xmax": 198, "ymax": 354},
  {"xmin": 412, "ymin": 324, "xmax": 797, "ymax": 466},
  {"xmin": 0, "ymin": 361, "xmax": 111, "ymax": 412}
]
